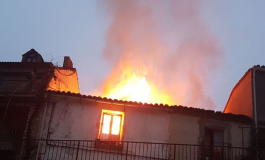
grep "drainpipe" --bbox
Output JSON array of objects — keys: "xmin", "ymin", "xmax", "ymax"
[
  {"xmin": 35, "ymin": 94, "xmax": 48, "ymax": 160},
  {"xmin": 253, "ymin": 69, "xmax": 258, "ymax": 134},
  {"xmin": 252, "ymin": 68, "xmax": 259, "ymax": 160}
]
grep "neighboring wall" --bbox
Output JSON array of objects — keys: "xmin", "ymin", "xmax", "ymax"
[
  {"xmin": 254, "ymin": 68, "xmax": 265, "ymax": 123},
  {"xmin": 168, "ymin": 113, "xmax": 251, "ymax": 148},
  {"xmin": 0, "ymin": 104, "xmax": 30, "ymax": 139},
  {"xmin": 0, "ymin": 62, "xmax": 52, "ymax": 94},
  {"xmin": 47, "ymin": 68, "xmax": 80, "ymax": 94},
  {"xmin": 35, "ymin": 93, "xmax": 251, "ymax": 148},
  {"xmin": 223, "ymin": 69, "xmax": 253, "ymax": 117}
]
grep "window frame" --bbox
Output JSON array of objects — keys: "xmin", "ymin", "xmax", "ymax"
[
  {"xmin": 202, "ymin": 127, "xmax": 226, "ymax": 160},
  {"xmin": 98, "ymin": 110, "xmax": 124, "ymax": 141}
]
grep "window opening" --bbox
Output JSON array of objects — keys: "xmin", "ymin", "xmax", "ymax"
[
  {"xmin": 202, "ymin": 128, "xmax": 225, "ymax": 160},
  {"xmin": 98, "ymin": 110, "xmax": 124, "ymax": 141},
  {"xmin": 27, "ymin": 58, "xmax": 32, "ymax": 62}
]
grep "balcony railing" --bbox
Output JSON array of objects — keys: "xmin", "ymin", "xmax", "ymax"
[
  {"xmin": 0, "ymin": 139, "xmax": 262, "ymax": 160},
  {"xmin": 0, "ymin": 79, "xmax": 31, "ymax": 90}
]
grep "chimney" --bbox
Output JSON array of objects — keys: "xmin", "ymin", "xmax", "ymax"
[{"xmin": 63, "ymin": 56, "xmax": 73, "ymax": 68}]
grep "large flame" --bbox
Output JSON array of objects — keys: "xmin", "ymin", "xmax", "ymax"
[
  {"xmin": 107, "ymin": 74, "xmax": 151, "ymax": 103},
  {"xmin": 96, "ymin": 0, "xmax": 224, "ymax": 109},
  {"xmin": 101, "ymin": 62, "xmax": 174, "ymax": 105},
  {"xmin": 104, "ymin": 73, "xmax": 173, "ymax": 105}
]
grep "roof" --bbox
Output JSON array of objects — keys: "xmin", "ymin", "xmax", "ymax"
[
  {"xmin": 223, "ymin": 65, "xmax": 265, "ymax": 113},
  {"xmin": 22, "ymin": 48, "xmax": 40, "ymax": 56},
  {"xmin": 0, "ymin": 62, "xmax": 52, "ymax": 65},
  {"xmin": 253, "ymin": 65, "xmax": 265, "ymax": 69},
  {"xmin": 223, "ymin": 68, "xmax": 252, "ymax": 113},
  {"xmin": 47, "ymin": 90, "xmax": 252, "ymax": 124},
  {"xmin": 21, "ymin": 49, "xmax": 44, "ymax": 63}
]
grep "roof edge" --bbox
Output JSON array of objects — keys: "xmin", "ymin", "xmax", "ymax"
[{"xmin": 223, "ymin": 68, "xmax": 253, "ymax": 113}]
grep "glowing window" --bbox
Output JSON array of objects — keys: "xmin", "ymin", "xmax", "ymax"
[
  {"xmin": 98, "ymin": 110, "xmax": 124, "ymax": 141},
  {"xmin": 102, "ymin": 114, "xmax": 111, "ymax": 134},
  {"xmin": 111, "ymin": 116, "xmax": 121, "ymax": 135}
]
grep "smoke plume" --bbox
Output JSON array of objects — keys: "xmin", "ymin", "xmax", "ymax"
[{"xmin": 97, "ymin": 0, "xmax": 223, "ymax": 109}]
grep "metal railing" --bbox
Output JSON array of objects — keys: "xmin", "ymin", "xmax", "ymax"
[
  {"xmin": 0, "ymin": 127, "xmax": 17, "ymax": 139},
  {"xmin": 0, "ymin": 139, "xmax": 262, "ymax": 160},
  {"xmin": 0, "ymin": 79, "xmax": 31, "ymax": 90}
]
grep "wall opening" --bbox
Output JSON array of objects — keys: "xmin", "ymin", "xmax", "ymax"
[{"xmin": 98, "ymin": 110, "xmax": 124, "ymax": 141}]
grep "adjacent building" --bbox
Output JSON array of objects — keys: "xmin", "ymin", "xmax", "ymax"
[
  {"xmin": 0, "ymin": 49, "xmax": 80, "ymax": 159},
  {"xmin": 224, "ymin": 65, "xmax": 265, "ymax": 149}
]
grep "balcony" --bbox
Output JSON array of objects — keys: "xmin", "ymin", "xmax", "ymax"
[
  {"xmin": 0, "ymin": 79, "xmax": 31, "ymax": 93},
  {"xmin": 0, "ymin": 139, "xmax": 260, "ymax": 160}
]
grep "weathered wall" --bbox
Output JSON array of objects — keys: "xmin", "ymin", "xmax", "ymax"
[
  {"xmin": 122, "ymin": 107, "xmax": 171, "ymax": 143},
  {"xmin": 168, "ymin": 114, "xmax": 200, "ymax": 144},
  {"xmin": 229, "ymin": 122, "xmax": 251, "ymax": 148},
  {"xmin": 41, "ymin": 98, "xmax": 99, "ymax": 140},
  {"xmin": 39, "ymin": 96, "xmax": 171, "ymax": 143},
  {"xmin": 168, "ymin": 114, "xmax": 251, "ymax": 148},
  {"xmin": 34, "ymin": 94, "xmax": 251, "ymax": 148},
  {"xmin": 223, "ymin": 70, "xmax": 253, "ymax": 117}
]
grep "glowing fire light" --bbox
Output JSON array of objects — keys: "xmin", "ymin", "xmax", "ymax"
[
  {"xmin": 102, "ymin": 114, "xmax": 121, "ymax": 135},
  {"xmin": 99, "ymin": 110, "xmax": 124, "ymax": 141},
  {"xmin": 107, "ymin": 73, "xmax": 152, "ymax": 104},
  {"xmin": 102, "ymin": 114, "xmax": 111, "ymax": 134},
  {"xmin": 102, "ymin": 71, "xmax": 174, "ymax": 105},
  {"xmin": 111, "ymin": 116, "xmax": 121, "ymax": 135}
]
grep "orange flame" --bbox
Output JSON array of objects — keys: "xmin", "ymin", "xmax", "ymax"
[
  {"xmin": 95, "ymin": 0, "xmax": 224, "ymax": 109},
  {"xmin": 107, "ymin": 73, "xmax": 151, "ymax": 103},
  {"xmin": 101, "ymin": 62, "xmax": 174, "ymax": 105}
]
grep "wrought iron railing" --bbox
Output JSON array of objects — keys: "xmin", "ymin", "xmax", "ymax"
[
  {"xmin": 0, "ymin": 139, "xmax": 262, "ymax": 160},
  {"xmin": 0, "ymin": 127, "xmax": 17, "ymax": 139},
  {"xmin": 0, "ymin": 79, "xmax": 31, "ymax": 90}
]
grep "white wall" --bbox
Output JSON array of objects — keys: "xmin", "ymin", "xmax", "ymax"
[
  {"xmin": 40, "ymin": 96, "xmax": 171, "ymax": 143},
  {"xmin": 168, "ymin": 114, "xmax": 200, "ymax": 144},
  {"xmin": 37, "ymin": 94, "xmax": 251, "ymax": 148}
]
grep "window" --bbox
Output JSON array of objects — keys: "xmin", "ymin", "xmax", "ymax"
[
  {"xmin": 26, "ymin": 53, "xmax": 37, "ymax": 62},
  {"xmin": 202, "ymin": 128, "xmax": 225, "ymax": 160},
  {"xmin": 98, "ymin": 110, "xmax": 124, "ymax": 141},
  {"xmin": 0, "ymin": 127, "xmax": 17, "ymax": 151},
  {"xmin": 26, "ymin": 57, "xmax": 37, "ymax": 62},
  {"xmin": 27, "ymin": 58, "xmax": 32, "ymax": 62},
  {"xmin": 204, "ymin": 128, "xmax": 224, "ymax": 146}
]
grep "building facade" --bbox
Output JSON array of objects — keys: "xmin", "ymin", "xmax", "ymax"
[
  {"xmin": 0, "ymin": 49, "xmax": 262, "ymax": 160},
  {"xmin": 0, "ymin": 49, "xmax": 80, "ymax": 160},
  {"xmin": 224, "ymin": 65, "xmax": 265, "ymax": 149}
]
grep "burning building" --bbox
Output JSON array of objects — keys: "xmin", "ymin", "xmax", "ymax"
[
  {"xmin": 94, "ymin": 0, "xmax": 224, "ymax": 110},
  {"xmin": 1, "ymin": 49, "xmax": 263, "ymax": 160}
]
